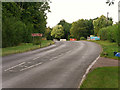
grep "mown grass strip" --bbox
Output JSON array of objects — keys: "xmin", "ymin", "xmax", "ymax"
[
  {"xmin": 89, "ymin": 40, "xmax": 120, "ymax": 60},
  {"xmin": 2, "ymin": 40, "xmax": 54, "ymax": 56},
  {"xmin": 80, "ymin": 67, "xmax": 119, "ymax": 88}
]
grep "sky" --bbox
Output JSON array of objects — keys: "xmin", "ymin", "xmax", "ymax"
[{"xmin": 47, "ymin": 0, "xmax": 119, "ymax": 28}]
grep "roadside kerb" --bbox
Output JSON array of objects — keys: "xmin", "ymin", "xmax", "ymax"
[{"xmin": 78, "ymin": 55, "xmax": 100, "ymax": 88}]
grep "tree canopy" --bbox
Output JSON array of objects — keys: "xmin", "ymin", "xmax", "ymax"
[
  {"xmin": 51, "ymin": 25, "xmax": 64, "ymax": 39},
  {"xmin": 58, "ymin": 19, "xmax": 72, "ymax": 39},
  {"xmin": 2, "ymin": 2, "xmax": 51, "ymax": 47},
  {"xmin": 93, "ymin": 15, "xmax": 113, "ymax": 35},
  {"xmin": 70, "ymin": 19, "xmax": 94, "ymax": 40}
]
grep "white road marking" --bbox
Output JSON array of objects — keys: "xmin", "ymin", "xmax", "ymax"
[
  {"xmin": 20, "ymin": 65, "xmax": 28, "ymax": 68},
  {"xmin": 49, "ymin": 57, "xmax": 58, "ymax": 61},
  {"xmin": 20, "ymin": 62, "xmax": 43, "ymax": 71},
  {"xmin": 53, "ymin": 57, "xmax": 57, "ymax": 59},
  {"xmin": 78, "ymin": 55, "xmax": 100, "ymax": 87},
  {"xmin": 49, "ymin": 51, "xmax": 72, "ymax": 61},
  {"xmin": 4, "ymin": 62, "xmax": 26, "ymax": 72},
  {"xmin": 49, "ymin": 58, "xmax": 53, "ymax": 61},
  {"xmin": 33, "ymin": 57, "xmax": 40, "ymax": 60},
  {"xmin": 66, "ymin": 50, "xmax": 71, "ymax": 54},
  {"xmin": 28, "ymin": 62, "xmax": 31, "ymax": 63}
]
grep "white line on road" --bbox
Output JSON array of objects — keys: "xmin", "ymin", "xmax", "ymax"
[
  {"xmin": 78, "ymin": 55, "xmax": 100, "ymax": 87},
  {"xmin": 33, "ymin": 57, "xmax": 40, "ymax": 60},
  {"xmin": 49, "ymin": 56, "xmax": 58, "ymax": 61},
  {"xmin": 4, "ymin": 62, "xmax": 26, "ymax": 72},
  {"xmin": 66, "ymin": 50, "xmax": 72, "ymax": 54},
  {"xmin": 20, "ymin": 62, "xmax": 43, "ymax": 71},
  {"xmin": 28, "ymin": 62, "xmax": 31, "ymax": 63},
  {"xmin": 49, "ymin": 51, "xmax": 72, "ymax": 61},
  {"xmin": 49, "ymin": 58, "xmax": 53, "ymax": 61}
]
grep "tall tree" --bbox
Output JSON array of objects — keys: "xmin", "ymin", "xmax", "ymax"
[
  {"xmin": 93, "ymin": 15, "xmax": 113, "ymax": 35},
  {"xmin": 70, "ymin": 19, "xmax": 93, "ymax": 40},
  {"xmin": 51, "ymin": 25, "xmax": 64, "ymax": 39},
  {"xmin": 58, "ymin": 19, "xmax": 72, "ymax": 39},
  {"xmin": 2, "ymin": 1, "xmax": 51, "ymax": 47},
  {"xmin": 84, "ymin": 19, "xmax": 94, "ymax": 36},
  {"xmin": 45, "ymin": 27, "xmax": 53, "ymax": 40}
]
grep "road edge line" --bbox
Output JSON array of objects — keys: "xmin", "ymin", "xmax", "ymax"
[{"xmin": 78, "ymin": 55, "xmax": 100, "ymax": 88}]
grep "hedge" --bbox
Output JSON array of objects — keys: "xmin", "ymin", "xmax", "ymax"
[{"xmin": 98, "ymin": 24, "xmax": 120, "ymax": 46}]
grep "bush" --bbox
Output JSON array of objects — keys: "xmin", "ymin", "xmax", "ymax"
[
  {"xmin": 22, "ymin": 23, "xmax": 34, "ymax": 43},
  {"xmin": 2, "ymin": 16, "xmax": 35, "ymax": 48},
  {"xmin": 33, "ymin": 37, "xmax": 42, "ymax": 45},
  {"xmin": 2, "ymin": 17, "xmax": 25, "ymax": 47},
  {"xmin": 98, "ymin": 27, "xmax": 108, "ymax": 40},
  {"xmin": 98, "ymin": 24, "xmax": 119, "ymax": 45},
  {"xmin": 117, "ymin": 24, "xmax": 120, "ymax": 46},
  {"xmin": 80, "ymin": 37, "xmax": 86, "ymax": 40}
]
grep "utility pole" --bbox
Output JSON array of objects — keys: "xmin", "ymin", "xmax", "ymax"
[
  {"xmin": 118, "ymin": 1, "xmax": 120, "ymax": 22},
  {"xmin": 107, "ymin": 12, "xmax": 109, "ymax": 26},
  {"xmin": 107, "ymin": 12, "xmax": 109, "ymax": 19}
]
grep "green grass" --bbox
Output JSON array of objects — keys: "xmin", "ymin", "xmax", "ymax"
[
  {"xmin": 89, "ymin": 40, "xmax": 120, "ymax": 60},
  {"xmin": 2, "ymin": 40, "xmax": 54, "ymax": 56},
  {"xmin": 80, "ymin": 67, "xmax": 119, "ymax": 88}
]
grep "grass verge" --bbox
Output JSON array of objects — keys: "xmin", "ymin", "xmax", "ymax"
[
  {"xmin": 2, "ymin": 40, "xmax": 54, "ymax": 56},
  {"xmin": 89, "ymin": 40, "xmax": 120, "ymax": 60},
  {"xmin": 80, "ymin": 67, "xmax": 118, "ymax": 88}
]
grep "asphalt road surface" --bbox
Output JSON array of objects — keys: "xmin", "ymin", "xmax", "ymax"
[{"xmin": 2, "ymin": 41, "xmax": 101, "ymax": 88}]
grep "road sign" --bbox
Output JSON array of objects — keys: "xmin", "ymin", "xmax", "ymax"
[
  {"xmin": 31, "ymin": 33, "xmax": 42, "ymax": 37},
  {"xmin": 31, "ymin": 33, "xmax": 43, "ymax": 46}
]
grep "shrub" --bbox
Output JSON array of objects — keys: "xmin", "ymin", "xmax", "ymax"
[
  {"xmin": 98, "ymin": 24, "xmax": 119, "ymax": 45},
  {"xmin": 80, "ymin": 37, "xmax": 86, "ymax": 40},
  {"xmin": 2, "ymin": 17, "xmax": 25, "ymax": 47},
  {"xmin": 98, "ymin": 27, "xmax": 108, "ymax": 40}
]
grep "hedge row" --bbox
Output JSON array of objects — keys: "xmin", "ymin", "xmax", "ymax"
[
  {"xmin": 2, "ymin": 17, "xmax": 33, "ymax": 48},
  {"xmin": 2, "ymin": 2, "xmax": 50, "ymax": 48},
  {"xmin": 98, "ymin": 24, "xmax": 120, "ymax": 46}
]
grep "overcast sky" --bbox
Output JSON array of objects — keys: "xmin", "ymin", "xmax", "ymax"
[{"xmin": 47, "ymin": 0, "xmax": 119, "ymax": 28}]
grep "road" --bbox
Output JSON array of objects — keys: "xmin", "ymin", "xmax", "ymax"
[{"xmin": 2, "ymin": 41, "xmax": 101, "ymax": 88}]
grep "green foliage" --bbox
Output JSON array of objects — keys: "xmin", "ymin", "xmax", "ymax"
[
  {"xmin": 33, "ymin": 37, "xmax": 42, "ymax": 45},
  {"xmin": 22, "ymin": 23, "xmax": 34, "ymax": 43},
  {"xmin": 86, "ymin": 19, "xmax": 94, "ymax": 35},
  {"xmin": 45, "ymin": 27, "xmax": 53, "ymax": 40},
  {"xmin": 91, "ymin": 40, "xmax": 119, "ymax": 60},
  {"xmin": 51, "ymin": 25, "xmax": 64, "ymax": 39},
  {"xmin": 98, "ymin": 24, "xmax": 119, "ymax": 46},
  {"xmin": 80, "ymin": 37, "xmax": 86, "ymax": 40},
  {"xmin": 93, "ymin": 15, "xmax": 113, "ymax": 35},
  {"xmin": 70, "ymin": 19, "xmax": 92, "ymax": 40},
  {"xmin": 2, "ymin": 17, "xmax": 25, "ymax": 47},
  {"xmin": 2, "ymin": 2, "xmax": 51, "ymax": 48},
  {"xmin": 118, "ymin": 23, "xmax": 120, "ymax": 46},
  {"xmin": 98, "ymin": 27, "xmax": 108, "ymax": 40},
  {"xmin": 58, "ymin": 19, "xmax": 72, "ymax": 40}
]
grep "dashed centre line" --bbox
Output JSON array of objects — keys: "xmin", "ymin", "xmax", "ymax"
[
  {"xmin": 33, "ymin": 57, "xmax": 40, "ymax": 60},
  {"xmin": 4, "ymin": 50, "xmax": 72, "ymax": 72},
  {"xmin": 4, "ymin": 62, "xmax": 26, "ymax": 72},
  {"xmin": 49, "ymin": 50, "xmax": 71, "ymax": 61},
  {"xmin": 20, "ymin": 62, "xmax": 43, "ymax": 71}
]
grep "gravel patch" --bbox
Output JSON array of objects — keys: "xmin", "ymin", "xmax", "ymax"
[{"xmin": 90, "ymin": 57, "xmax": 120, "ymax": 71}]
